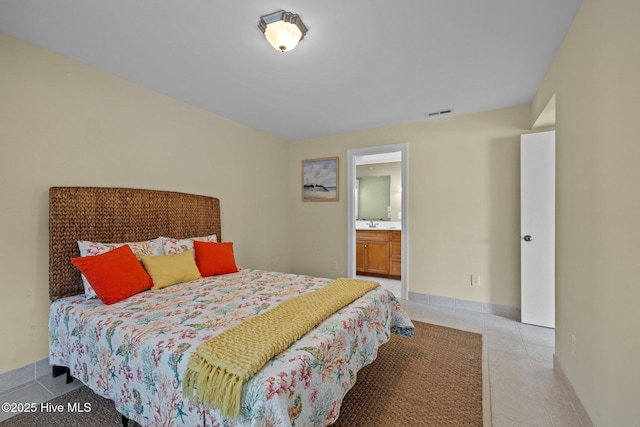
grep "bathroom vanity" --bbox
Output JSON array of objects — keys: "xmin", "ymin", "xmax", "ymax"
[{"xmin": 355, "ymin": 228, "xmax": 401, "ymax": 279}]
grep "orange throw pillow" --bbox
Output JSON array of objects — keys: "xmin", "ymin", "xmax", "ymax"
[
  {"xmin": 71, "ymin": 244, "xmax": 153, "ymax": 305},
  {"xmin": 194, "ymin": 241, "xmax": 239, "ymax": 277}
]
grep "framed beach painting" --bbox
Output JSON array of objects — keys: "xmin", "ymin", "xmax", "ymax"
[{"xmin": 302, "ymin": 157, "xmax": 339, "ymax": 202}]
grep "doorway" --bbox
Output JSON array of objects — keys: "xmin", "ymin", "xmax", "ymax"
[{"xmin": 347, "ymin": 143, "xmax": 408, "ymax": 299}]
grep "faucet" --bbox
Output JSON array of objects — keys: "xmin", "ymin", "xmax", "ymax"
[{"xmin": 367, "ymin": 220, "xmax": 377, "ymax": 228}]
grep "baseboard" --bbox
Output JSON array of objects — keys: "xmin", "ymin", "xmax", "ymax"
[
  {"xmin": 553, "ymin": 355, "xmax": 594, "ymax": 427},
  {"xmin": 0, "ymin": 358, "xmax": 50, "ymax": 395},
  {"xmin": 408, "ymin": 291, "xmax": 521, "ymax": 321}
]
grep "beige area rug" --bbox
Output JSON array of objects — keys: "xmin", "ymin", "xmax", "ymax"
[{"xmin": 0, "ymin": 321, "xmax": 482, "ymax": 427}]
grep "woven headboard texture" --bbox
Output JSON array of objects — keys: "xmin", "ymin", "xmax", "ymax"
[{"xmin": 49, "ymin": 187, "xmax": 221, "ymax": 301}]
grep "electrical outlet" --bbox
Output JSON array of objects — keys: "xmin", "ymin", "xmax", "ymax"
[
  {"xmin": 571, "ymin": 334, "xmax": 578, "ymax": 357},
  {"xmin": 471, "ymin": 275, "xmax": 480, "ymax": 287},
  {"xmin": 331, "ymin": 261, "xmax": 338, "ymax": 270}
]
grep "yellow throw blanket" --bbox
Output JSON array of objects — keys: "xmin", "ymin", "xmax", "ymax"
[{"xmin": 182, "ymin": 278, "xmax": 379, "ymax": 419}]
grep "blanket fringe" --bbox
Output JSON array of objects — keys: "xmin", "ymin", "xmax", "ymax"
[{"xmin": 183, "ymin": 354, "xmax": 244, "ymax": 418}]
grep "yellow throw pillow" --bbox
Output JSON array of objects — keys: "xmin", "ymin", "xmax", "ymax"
[{"xmin": 140, "ymin": 250, "xmax": 202, "ymax": 290}]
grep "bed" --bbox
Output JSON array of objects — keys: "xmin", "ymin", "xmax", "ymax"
[{"xmin": 48, "ymin": 187, "xmax": 414, "ymax": 427}]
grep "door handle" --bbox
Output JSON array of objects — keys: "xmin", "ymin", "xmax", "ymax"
[{"xmin": 523, "ymin": 235, "xmax": 532, "ymax": 242}]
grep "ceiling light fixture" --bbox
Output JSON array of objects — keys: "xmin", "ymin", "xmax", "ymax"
[{"xmin": 258, "ymin": 10, "xmax": 308, "ymax": 53}]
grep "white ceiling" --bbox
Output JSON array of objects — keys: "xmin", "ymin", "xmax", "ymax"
[{"xmin": 0, "ymin": 0, "xmax": 582, "ymax": 141}]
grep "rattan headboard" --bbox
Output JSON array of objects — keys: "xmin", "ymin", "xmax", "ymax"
[{"xmin": 48, "ymin": 187, "xmax": 221, "ymax": 301}]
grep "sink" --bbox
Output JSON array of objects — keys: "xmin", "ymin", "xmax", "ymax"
[{"xmin": 356, "ymin": 221, "xmax": 401, "ymax": 230}]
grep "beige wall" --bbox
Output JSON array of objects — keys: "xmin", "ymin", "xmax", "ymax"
[
  {"xmin": 0, "ymin": 34, "xmax": 291, "ymax": 373},
  {"xmin": 289, "ymin": 105, "xmax": 531, "ymax": 306},
  {"xmin": 533, "ymin": 0, "xmax": 640, "ymax": 424}
]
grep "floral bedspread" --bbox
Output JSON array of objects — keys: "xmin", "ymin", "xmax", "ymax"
[{"xmin": 49, "ymin": 269, "xmax": 414, "ymax": 427}]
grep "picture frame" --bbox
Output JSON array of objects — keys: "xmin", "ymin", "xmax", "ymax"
[{"xmin": 302, "ymin": 157, "xmax": 339, "ymax": 202}]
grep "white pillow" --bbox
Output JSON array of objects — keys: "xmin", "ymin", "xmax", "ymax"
[
  {"xmin": 77, "ymin": 237, "xmax": 164, "ymax": 299},
  {"xmin": 162, "ymin": 234, "xmax": 217, "ymax": 255}
]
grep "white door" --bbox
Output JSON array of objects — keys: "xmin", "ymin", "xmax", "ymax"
[{"xmin": 521, "ymin": 131, "xmax": 555, "ymax": 328}]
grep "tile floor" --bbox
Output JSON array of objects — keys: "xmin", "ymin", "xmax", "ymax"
[
  {"xmin": 0, "ymin": 368, "xmax": 84, "ymax": 422},
  {"xmin": 0, "ymin": 278, "xmax": 584, "ymax": 426}
]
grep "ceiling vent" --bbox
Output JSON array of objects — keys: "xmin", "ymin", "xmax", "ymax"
[{"xmin": 426, "ymin": 109, "xmax": 453, "ymax": 118}]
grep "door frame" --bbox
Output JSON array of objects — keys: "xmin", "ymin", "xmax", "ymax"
[{"xmin": 347, "ymin": 143, "xmax": 408, "ymax": 300}]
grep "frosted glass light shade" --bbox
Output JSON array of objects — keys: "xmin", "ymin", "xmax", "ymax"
[
  {"xmin": 259, "ymin": 10, "xmax": 308, "ymax": 53},
  {"xmin": 264, "ymin": 20, "xmax": 303, "ymax": 52}
]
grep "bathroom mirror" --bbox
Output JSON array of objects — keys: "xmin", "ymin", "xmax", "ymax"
[
  {"xmin": 356, "ymin": 161, "xmax": 402, "ymax": 221},
  {"xmin": 357, "ymin": 175, "xmax": 391, "ymax": 220}
]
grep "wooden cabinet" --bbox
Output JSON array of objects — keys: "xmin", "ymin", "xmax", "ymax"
[
  {"xmin": 389, "ymin": 231, "xmax": 402, "ymax": 277},
  {"xmin": 356, "ymin": 230, "xmax": 401, "ymax": 278}
]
